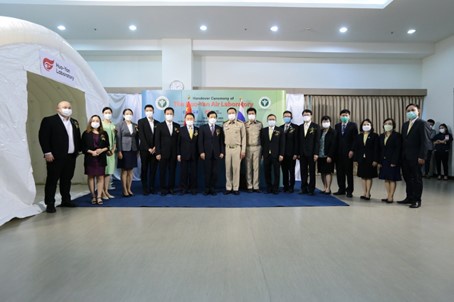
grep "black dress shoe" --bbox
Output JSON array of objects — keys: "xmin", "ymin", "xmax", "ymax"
[
  {"xmin": 272, "ymin": 190, "xmax": 279, "ymax": 195},
  {"xmin": 191, "ymin": 190, "xmax": 197, "ymax": 195},
  {"xmin": 179, "ymin": 191, "xmax": 186, "ymax": 196},
  {"xmin": 247, "ymin": 189, "xmax": 253, "ymax": 193},
  {"xmin": 307, "ymin": 191, "xmax": 314, "ymax": 196},
  {"xmin": 60, "ymin": 201, "xmax": 77, "ymax": 207},
  {"xmin": 299, "ymin": 189, "xmax": 308, "ymax": 195},
  {"xmin": 169, "ymin": 189, "xmax": 176, "ymax": 195},
  {"xmin": 333, "ymin": 191, "xmax": 345, "ymax": 196},
  {"xmin": 253, "ymin": 189, "xmax": 261, "ymax": 193},
  {"xmin": 409, "ymin": 202, "xmax": 421, "ymax": 208},
  {"xmin": 46, "ymin": 205, "xmax": 56, "ymax": 213},
  {"xmin": 224, "ymin": 190, "xmax": 232, "ymax": 195},
  {"xmin": 266, "ymin": 189, "xmax": 272, "ymax": 194},
  {"xmin": 381, "ymin": 198, "xmax": 388, "ymax": 202},
  {"xmin": 143, "ymin": 188, "xmax": 150, "ymax": 195},
  {"xmin": 324, "ymin": 191, "xmax": 332, "ymax": 195},
  {"xmin": 211, "ymin": 191, "xmax": 217, "ymax": 196},
  {"xmin": 397, "ymin": 199, "xmax": 412, "ymax": 204},
  {"xmin": 360, "ymin": 196, "xmax": 366, "ymax": 200},
  {"xmin": 203, "ymin": 190, "xmax": 210, "ymax": 196},
  {"xmin": 160, "ymin": 191, "xmax": 168, "ymax": 196},
  {"xmin": 233, "ymin": 191, "xmax": 240, "ymax": 195},
  {"xmin": 288, "ymin": 188, "xmax": 294, "ymax": 193},
  {"xmin": 346, "ymin": 193, "xmax": 353, "ymax": 198}
]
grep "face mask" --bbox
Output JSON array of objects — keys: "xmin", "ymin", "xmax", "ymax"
[
  {"xmin": 228, "ymin": 114, "xmax": 236, "ymax": 121},
  {"xmin": 248, "ymin": 114, "xmax": 256, "ymax": 121},
  {"xmin": 91, "ymin": 122, "xmax": 100, "ymax": 129},
  {"xmin": 283, "ymin": 117, "xmax": 291, "ymax": 124},
  {"xmin": 268, "ymin": 120, "xmax": 276, "ymax": 127},
  {"xmin": 429, "ymin": 125, "xmax": 434, "ymax": 129},
  {"xmin": 103, "ymin": 113, "xmax": 112, "ymax": 120},
  {"xmin": 208, "ymin": 118, "xmax": 217, "ymax": 125},
  {"xmin": 362, "ymin": 125, "xmax": 372, "ymax": 132},
  {"xmin": 165, "ymin": 114, "xmax": 173, "ymax": 122},
  {"xmin": 303, "ymin": 116, "xmax": 311, "ymax": 122},
  {"xmin": 407, "ymin": 111, "xmax": 417, "ymax": 120},
  {"xmin": 60, "ymin": 108, "xmax": 72, "ymax": 117},
  {"xmin": 322, "ymin": 122, "xmax": 331, "ymax": 129},
  {"xmin": 383, "ymin": 125, "xmax": 393, "ymax": 132},
  {"xmin": 340, "ymin": 116, "xmax": 349, "ymax": 123},
  {"xmin": 145, "ymin": 111, "xmax": 153, "ymax": 119},
  {"xmin": 124, "ymin": 114, "xmax": 133, "ymax": 121},
  {"xmin": 186, "ymin": 120, "xmax": 194, "ymax": 126},
  {"xmin": 439, "ymin": 128, "xmax": 446, "ymax": 134}
]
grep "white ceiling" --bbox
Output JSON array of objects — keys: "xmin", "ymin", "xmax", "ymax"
[{"xmin": 1, "ymin": 0, "xmax": 453, "ymax": 58}]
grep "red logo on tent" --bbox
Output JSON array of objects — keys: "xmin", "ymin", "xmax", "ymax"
[{"xmin": 43, "ymin": 58, "xmax": 54, "ymax": 71}]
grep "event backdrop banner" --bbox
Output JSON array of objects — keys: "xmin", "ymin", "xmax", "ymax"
[{"xmin": 142, "ymin": 90, "xmax": 287, "ymax": 126}]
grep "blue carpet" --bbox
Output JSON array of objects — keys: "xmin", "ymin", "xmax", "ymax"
[{"xmin": 73, "ymin": 181, "xmax": 349, "ymax": 208}]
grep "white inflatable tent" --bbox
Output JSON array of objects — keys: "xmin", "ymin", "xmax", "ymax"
[{"xmin": 0, "ymin": 16, "xmax": 110, "ymax": 226}]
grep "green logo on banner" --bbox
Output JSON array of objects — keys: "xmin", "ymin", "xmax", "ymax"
[
  {"xmin": 156, "ymin": 96, "xmax": 169, "ymax": 110},
  {"xmin": 259, "ymin": 96, "xmax": 271, "ymax": 109}
]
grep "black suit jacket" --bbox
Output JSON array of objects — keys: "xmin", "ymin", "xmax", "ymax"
[
  {"xmin": 38, "ymin": 114, "xmax": 81, "ymax": 159},
  {"xmin": 280, "ymin": 123, "xmax": 298, "ymax": 157},
  {"xmin": 379, "ymin": 131, "xmax": 402, "ymax": 166},
  {"xmin": 353, "ymin": 132, "xmax": 379, "ymax": 164},
  {"xmin": 155, "ymin": 121, "xmax": 180, "ymax": 159},
  {"xmin": 401, "ymin": 118, "xmax": 431, "ymax": 161},
  {"xmin": 81, "ymin": 131, "xmax": 110, "ymax": 166},
  {"xmin": 319, "ymin": 128, "xmax": 337, "ymax": 159},
  {"xmin": 299, "ymin": 122, "xmax": 321, "ymax": 157},
  {"xmin": 335, "ymin": 122, "xmax": 358, "ymax": 158},
  {"xmin": 260, "ymin": 127, "xmax": 285, "ymax": 159},
  {"xmin": 198, "ymin": 124, "xmax": 225, "ymax": 159},
  {"xmin": 177, "ymin": 126, "xmax": 199, "ymax": 160},
  {"xmin": 138, "ymin": 118, "xmax": 160, "ymax": 151}
]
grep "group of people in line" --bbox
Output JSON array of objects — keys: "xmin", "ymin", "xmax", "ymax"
[{"xmin": 39, "ymin": 101, "xmax": 452, "ymax": 213}]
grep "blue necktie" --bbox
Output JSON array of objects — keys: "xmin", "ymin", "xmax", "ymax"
[{"xmin": 342, "ymin": 124, "xmax": 346, "ymax": 135}]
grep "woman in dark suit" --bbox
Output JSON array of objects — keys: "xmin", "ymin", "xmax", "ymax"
[
  {"xmin": 433, "ymin": 123, "xmax": 453, "ymax": 180},
  {"xmin": 317, "ymin": 116, "xmax": 337, "ymax": 194},
  {"xmin": 117, "ymin": 108, "xmax": 139, "ymax": 197},
  {"xmin": 82, "ymin": 115, "xmax": 110, "ymax": 205},
  {"xmin": 353, "ymin": 119, "xmax": 379, "ymax": 200},
  {"xmin": 378, "ymin": 118, "xmax": 402, "ymax": 203}
]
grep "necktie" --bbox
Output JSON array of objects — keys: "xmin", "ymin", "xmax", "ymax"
[
  {"xmin": 407, "ymin": 121, "xmax": 414, "ymax": 134},
  {"xmin": 304, "ymin": 123, "xmax": 309, "ymax": 136},
  {"xmin": 269, "ymin": 127, "xmax": 273, "ymax": 140},
  {"xmin": 168, "ymin": 122, "xmax": 173, "ymax": 135},
  {"xmin": 342, "ymin": 124, "xmax": 346, "ymax": 135},
  {"xmin": 211, "ymin": 125, "xmax": 214, "ymax": 135},
  {"xmin": 285, "ymin": 125, "xmax": 289, "ymax": 133},
  {"xmin": 189, "ymin": 127, "xmax": 193, "ymax": 139}
]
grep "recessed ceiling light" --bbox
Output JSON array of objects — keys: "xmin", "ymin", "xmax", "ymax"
[
  {"xmin": 407, "ymin": 29, "xmax": 416, "ymax": 35},
  {"xmin": 200, "ymin": 25, "xmax": 207, "ymax": 31},
  {"xmin": 57, "ymin": 25, "xmax": 66, "ymax": 31},
  {"xmin": 270, "ymin": 25, "xmax": 279, "ymax": 32},
  {"xmin": 339, "ymin": 27, "xmax": 348, "ymax": 33},
  {"xmin": 129, "ymin": 25, "xmax": 137, "ymax": 31}
]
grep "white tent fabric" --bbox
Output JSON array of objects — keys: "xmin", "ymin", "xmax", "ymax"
[{"xmin": 0, "ymin": 17, "xmax": 110, "ymax": 226}]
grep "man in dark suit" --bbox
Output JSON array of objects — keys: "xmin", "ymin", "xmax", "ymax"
[
  {"xmin": 280, "ymin": 110, "xmax": 298, "ymax": 193},
  {"xmin": 261, "ymin": 114, "xmax": 285, "ymax": 194},
  {"xmin": 177, "ymin": 113, "xmax": 199, "ymax": 195},
  {"xmin": 298, "ymin": 109, "xmax": 321, "ymax": 195},
  {"xmin": 38, "ymin": 100, "xmax": 81, "ymax": 213},
  {"xmin": 138, "ymin": 104, "xmax": 160, "ymax": 195},
  {"xmin": 334, "ymin": 109, "xmax": 358, "ymax": 198},
  {"xmin": 198, "ymin": 111, "xmax": 225, "ymax": 195},
  {"xmin": 155, "ymin": 107, "xmax": 180, "ymax": 195},
  {"xmin": 398, "ymin": 103, "xmax": 431, "ymax": 208}
]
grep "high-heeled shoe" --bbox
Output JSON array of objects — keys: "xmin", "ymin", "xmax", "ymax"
[
  {"xmin": 91, "ymin": 197, "xmax": 97, "ymax": 205},
  {"xmin": 122, "ymin": 193, "xmax": 130, "ymax": 198}
]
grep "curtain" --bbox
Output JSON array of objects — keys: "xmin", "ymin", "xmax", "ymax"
[{"xmin": 309, "ymin": 95, "xmax": 424, "ymax": 133}]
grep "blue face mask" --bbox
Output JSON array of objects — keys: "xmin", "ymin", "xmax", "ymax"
[
  {"xmin": 406, "ymin": 111, "xmax": 417, "ymax": 120},
  {"xmin": 283, "ymin": 117, "xmax": 291, "ymax": 124}
]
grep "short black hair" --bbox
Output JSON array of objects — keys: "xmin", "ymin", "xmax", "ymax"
[
  {"xmin": 267, "ymin": 114, "xmax": 276, "ymax": 119},
  {"xmin": 102, "ymin": 107, "xmax": 112, "ymax": 113},
  {"xmin": 360, "ymin": 119, "xmax": 374, "ymax": 133},
  {"xmin": 207, "ymin": 111, "xmax": 217, "ymax": 118},
  {"xmin": 321, "ymin": 115, "xmax": 331, "ymax": 122},
  {"xmin": 340, "ymin": 109, "xmax": 351, "ymax": 115},
  {"xmin": 164, "ymin": 107, "xmax": 174, "ymax": 114},
  {"xmin": 144, "ymin": 104, "xmax": 154, "ymax": 110},
  {"xmin": 427, "ymin": 119, "xmax": 435, "ymax": 124},
  {"xmin": 302, "ymin": 109, "xmax": 312, "ymax": 115},
  {"xmin": 122, "ymin": 108, "xmax": 133, "ymax": 115},
  {"xmin": 185, "ymin": 112, "xmax": 195, "ymax": 118},
  {"xmin": 383, "ymin": 118, "xmax": 396, "ymax": 130},
  {"xmin": 405, "ymin": 103, "xmax": 420, "ymax": 110},
  {"xmin": 227, "ymin": 107, "xmax": 237, "ymax": 113},
  {"xmin": 247, "ymin": 107, "xmax": 256, "ymax": 114},
  {"xmin": 283, "ymin": 110, "xmax": 292, "ymax": 117}
]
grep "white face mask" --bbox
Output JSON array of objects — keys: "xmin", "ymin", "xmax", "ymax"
[
  {"xmin": 362, "ymin": 125, "xmax": 372, "ymax": 132},
  {"xmin": 60, "ymin": 108, "xmax": 72, "ymax": 117},
  {"xmin": 268, "ymin": 120, "xmax": 276, "ymax": 127},
  {"xmin": 165, "ymin": 114, "xmax": 173, "ymax": 122},
  {"xmin": 248, "ymin": 114, "xmax": 256, "ymax": 121},
  {"xmin": 303, "ymin": 115, "xmax": 311, "ymax": 122},
  {"xmin": 186, "ymin": 120, "xmax": 194, "ymax": 126},
  {"xmin": 228, "ymin": 113, "xmax": 236, "ymax": 121},
  {"xmin": 322, "ymin": 122, "xmax": 331, "ymax": 129},
  {"xmin": 383, "ymin": 124, "xmax": 393, "ymax": 132},
  {"xmin": 439, "ymin": 128, "xmax": 446, "ymax": 134},
  {"xmin": 103, "ymin": 113, "xmax": 112, "ymax": 120},
  {"xmin": 208, "ymin": 118, "xmax": 217, "ymax": 125},
  {"xmin": 91, "ymin": 122, "xmax": 100, "ymax": 129},
  {"xmin": 145, "ymin": 111, "xmax": 153, "ymax": 119},
  {"xmin": 124, "ymin": 114, "xmax": 133, "ymax": 121}
]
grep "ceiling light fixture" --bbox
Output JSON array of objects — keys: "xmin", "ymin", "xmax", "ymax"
[
  {"xmin": 270, "ymin": 25, "xmax": 279, "ymax": 32},
  {"xmin": 200, "ymin": 25, "xmax": 207, "ymax": 31},
  {"xmin": 407, "ymin": 29, "xmax": 416, "ymax": 35},
  {"xmin": 339, "ymin": 27, "xmax": 348, "ymax": 33},
  {"xmin": 129, "ymin": 25, "xmax": 137, "ymax": 31},
  {"xmin": 57, "ymin": 25, "xmax": 66, "ymax": 31}
]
